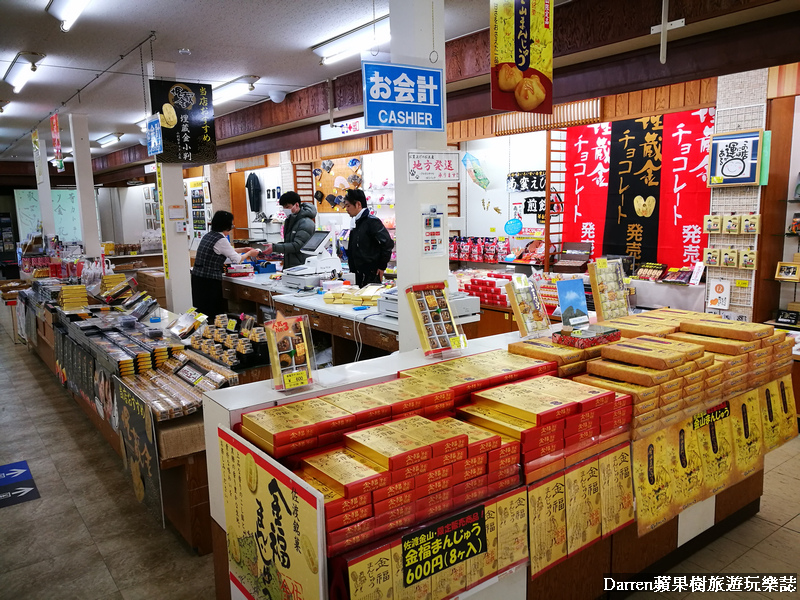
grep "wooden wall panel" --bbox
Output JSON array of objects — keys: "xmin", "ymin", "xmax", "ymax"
[
  {"xmin": 229, "ymin": 171, "xmax": 248, "ymax": 234},
  {"xmin": 767, "ymin": 62, "xmax": 800, "ymax": 98},
  {"xmin": 669, "ymin": 82, "xmax": 686, "ymax": 108},
  {"xmin": 446, "ymin": 30, "xmax": 491, "ymax": 82},
  {"xmin": 685, "ymin": 79, "xmax": 701, "ymax": 106},
  {"xmin": 602, "ymin": 77, "xmax": 717, "ymax": 121},
  {"xmin": 627, "ymin": 90, "xmax": 643, "ymax": 115},
  {"xmin": 334, "ymin": 72, "xmax": 363, "ymax": 111},
  {"xmin": 700, "ymin": 78, "xmax": 718, "ymax": 104}
]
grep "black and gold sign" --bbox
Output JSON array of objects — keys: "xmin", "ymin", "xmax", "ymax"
[
  {"xmin": 603, "ymin": 116, "xmax": 663, "ymax": 263},
  {"xmin": 148, "ymin": 79, "xmax": 216, "ymax": 165}
]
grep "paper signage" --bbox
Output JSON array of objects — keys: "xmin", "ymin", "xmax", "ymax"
[
  {"xmin": 320, "ymin": 116, "xmax": 365, "ymax": 141},
  {"xmin": 148, "ymin": 79, "xmax": 216, "ymax": 164},
  {"xmin": 50, "ymin": 114, "xmax": 65, "ymax": 172},
  {"xmin": 31, "ymin": 131, "xmax": 43, "ymax": 184},
  {"xmin": 408, "ymin": 151, "xmax": 460, "ymax": 182},
  {"xmin": 707, "ymin": 279, "xmax": 730, "ymax": 310}
]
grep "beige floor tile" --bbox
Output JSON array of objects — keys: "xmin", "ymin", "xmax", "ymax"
[
  {"xmin": 763, "ymin": 449, "xmax": 792, "ymax": 472},
  {"xmin": 751, "ymin": 527, "xmax": 800, "ymax": 570},
  {"xmin": 117, "ymin": 562, "xmax": 215, "ymax": 600},
  {"xmin": 682, "ymin": 535, "xmax": 750, "ymax": 573},
  {"xmin": 771, "ymin": 454, "xmax": 800, "ymax": 481},
  {"xmin": 722, "ymin": 516, "xmax": 780, "ymax": 548},
  {"xmin": 0, "ymin": 455, "xmax": 75, "ymax": 525},
  {"xmin": 785, "ymin": 514, "xmax": 800, "ymax": 533},
  {"xmin": 720, "ymin": 549, "xmax": 798, "ymax": 600}
]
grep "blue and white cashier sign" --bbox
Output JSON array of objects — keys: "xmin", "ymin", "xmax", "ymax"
[
  {"xmin": 146, "ymin": 114, "xmax": 163, "ymax": 157},
  {"xmin": 362, "ymin": 61, "xmax": 444, "ymax": 131}
]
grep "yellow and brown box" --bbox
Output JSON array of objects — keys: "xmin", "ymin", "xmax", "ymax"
[
  {"xmin": 465, "ymin": 498, "xmax": 498, "ymax": 588},
  {"xmin": 508, "ymin": 338, "xmax": 584, "ymax": 366},
  {"xmin": 761, "ymin": 331, "xmax": 787, "ymax": 347},
  {"xmin": 694, "ymin": 402, "xmax": 739, "ymax": 495},
  {"xmin": 321, "ymin": 389, "xmax": 392, "ymax": 425},
  {"xmin": 703, "ymin": 360, "xmax": 725, "ymax": 377},
  {"xmin": 633, "ymin": 408, "xmax": 662, "ymax": 428},
  {"xmin": 750, "ymin": 346, "xmax": 773, "ymax": 361},
  {"xmin": 682, "ymin": 381, "xmax": 704, "ymax": 398},
  {"xmin": 287, "ymin": 398, "xmax": 357, "ymax": 434},
  {"xmin": 573, "ymin": 374, "xmax": 659, "ymax": 405},
  {"xmin": 660, "ymin": 378, "xmax": 684, "ymax": 394},
  {"xmin": 565, "ymin": 457, "xmax": 602, "ymax": 554},
  {"xmin": 667, "ymin": 413, "xmax": 710, "ymax": 511},
  {"xmin": 705, "ymin": 373, "xmax": 724, "ymax": 389},
  {"xmin": 528, "ymin": 473, "xmax": 568, "ymax": 580},
  {"xmin": 710, "ymin": 353, "xmax": 748, "ymax": 370},
  {"xmin": 382, "ymin": 416, "xmax": 468, "ymax": 457},
  {"xmin": 659, "ymin": 390, "xmax": 681, "ymax": 407},
  {"xmin": 728, "ymin": 389, "xmax": 766, "ymax": 479},
  {"xmin": 601, "ymin": 341, "xmax": 686, "ymax": 369},
  {"xmin": 694, "ymin": 353, "xmax": 715, "ymax": 369},
  {"xmin": 749, "ymin": 356, "xmax": 771, "ymax": 371},
  {"xmin": 667, "ymin": 332, "xmax": 759, "ymax": 356},
  {"xmin": 598, "ymin": 443, "xmax": 634, "ymax": 537},
  {"xmin": 632, "ymin": 396, "xmax": 659, "ymax": 416},
  {"xmin": 456, "ymin": 404, "xmax": 536, "ymax": 440},
  {"xmin": 391, "ymin": 539, "xmax": 431, "ymax": 600},
  {"xmin": 344, "ymin": 425, "xmax": 432, "ymax": 470},
  {"xmin": 660, "ymin": 400, "xmax": 684, "ymax": 417},
  {"xmin": 558, "ymin": 361, "xmax": 587, "ymax": 377},
  {"xmin": 683, "ymin": 369, "xmax": 705, "ymax": 386},
  {"xmin": 776, "ymin": 376, "xmax": 799, "ymax": 445},
  {"xmin": 347, "ymin": 544, "xmax": 394, "ymax": 600},
  {"xmin": 678, "ymin": 319, "xmax": 773, "ymax": 342},
  {"xmin": 722, "ymin": 374, "xmax": 748, "ymax": 393},
  {"xmin": 496, "ymin": 487, "xmax": 529, "ymax": 571},
  {"xmin": 431, "ymin": 560, "xmax": 466, "ymax": 600},
  {"xmin": 632, "ymin": 421, "xmax": 662, "ymax": 441},
  {"xmin": 631, "ymin": 428, "xmax": 678, "ymax": 535},
  {"xmin": 586, "ymin": 359, "xmax": 674, "ymax": 387},
  {"xmin": 242, "ymin": 405, "xmax": 317, "ymax": 445},
  {"xmin": 301, "ymin": 447, "xmax": 389, "ymax": 498},
  {"xmin": 635, "ymin": 335, "xmax": 706, "ymax": 360},
  {"xmin": 600, "ymin": 318, "xmax": 675, "ymax": 339}
]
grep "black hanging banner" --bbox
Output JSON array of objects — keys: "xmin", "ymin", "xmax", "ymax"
[
  {"xmin": 602, "ymin": 116, "xmax": 663, "ymax": 263},
  {"xmin": 507, "ymin": 170, "xmax": 546, "ymax": 193},
  {"xmin": 148, "ymin": 80, "xmax": 216, "ymax": 165}
]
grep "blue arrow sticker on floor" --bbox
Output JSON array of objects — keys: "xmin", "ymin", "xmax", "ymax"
[{"xmin": 0, "ymin": 461, "xmax": 39, "ymax": 509}]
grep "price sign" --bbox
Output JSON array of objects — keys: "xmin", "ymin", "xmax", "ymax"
[
  {"xmin": 735, "ymin": 279, "xmax": 750, "ymax": 288},
  {"xmin": 596, "ymin": 258, "xmax": 608, "ymax": 269},
  {"xmin": 226, "ymin": 319, "xmax": 237, "ymax": 332},
  {"xmin": 448, "ymin": 335, "xmax": 467, "ymax": 349},
  {"xmin": 623, "ymin": 277, "xmax": 632, "ymax": 284},
  {"xmin": 283, "ymin": 370, "xmax": 309, "ymax": 389}
]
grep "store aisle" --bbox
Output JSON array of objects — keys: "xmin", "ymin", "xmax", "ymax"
[{"xmin": 0, "ymin": 334, "xmax": 215, "ymax": 600}]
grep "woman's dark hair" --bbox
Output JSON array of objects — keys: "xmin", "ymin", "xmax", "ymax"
[
  {"xmin": 345, "ymin": 188, "xmax": 366, "ymax": 208},
  {"xmin": 279, "ymin": 191, "xmax": 301, "ymax": 208},
  {"xmin": 210, "ymin": 210, "xmax": 234, "ymax": 232}
]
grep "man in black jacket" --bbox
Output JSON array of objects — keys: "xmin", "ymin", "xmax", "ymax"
[
  {"xmin": 263, "ymin": 191, "xmax": 317, "ymax": 269},
  {"xmin": 342, "ymin": 189, "xmax": 394, "ymax": 287}
]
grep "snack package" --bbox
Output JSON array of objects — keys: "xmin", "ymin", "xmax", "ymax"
[
  {"xmin": 265, "ymin": 312, "xmax": 315, "ymax": 391},
  {"xmin": 406, "ymin": 282, "xmax": 466, "ymax": 357},
  {"xmin": 506, "ymin": 275, "xmax": 550, "ymax": 337}
]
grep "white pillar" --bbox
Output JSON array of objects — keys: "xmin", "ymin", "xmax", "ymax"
[
  {"xmin": 68, "ymin": 113, "xmax": 102, "ymax": 257},
  {"xmin": 149, "ymin": 60, "xmax": 193, "ymax": 313},
  {"xmin": 34, "ymin": 126, "xmax": 55, "ymax": 237},
  {"xmin": 390, "ymin": 0, "xmax": 450, "ymax": 352}
]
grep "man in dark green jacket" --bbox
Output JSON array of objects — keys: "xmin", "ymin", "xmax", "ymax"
[{"xmin": 264, "ymin": 191, "xmax": 317, "ymax": 269}]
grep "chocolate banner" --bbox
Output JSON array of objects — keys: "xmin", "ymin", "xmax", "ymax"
[
  {"xmin": 148, "ymin": 79, "xmax": 216, "ymax": 165},
  {"xmin": 602, "ymin": 116, "xmax": 663, "ymax": 263}
]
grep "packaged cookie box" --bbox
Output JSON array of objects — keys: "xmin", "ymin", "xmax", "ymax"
[
  {"xmin": 677, "ymin": 319, "xmax": 774, "ymax": 342},
  {"xmin": 552, "ymin": 325, "xmax": 621, "ymax": 350},
  {"xmin": 405, "ymin": 282, "xmax": 463, "ymax": 356},
  {"xmin": 505, "ymin": 275, "xmax": 551, "ymax": 336},
  {"xmin": 667, "ymin": 332, "xmax": 759, "ymax": 355},
  {"xmin": 265, "ymin": 313, "xmax": 314, "ymax": 391}
]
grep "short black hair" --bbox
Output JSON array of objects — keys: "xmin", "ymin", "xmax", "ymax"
[
  {"xmin": 210, "ymin": 210, "xmax": 234, "ymax": 232},
  {"xmin": 344, "ymin": 188, "xmax": 366, "ymax": 208},
  {"xmin": 279, "ymin": 191, "xmax": 301, "ymax": 208}
]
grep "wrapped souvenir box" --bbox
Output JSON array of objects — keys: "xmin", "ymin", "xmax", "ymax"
[{"xmin": 552, "ymin": 325, "xmax": 621, "ymax": 350}]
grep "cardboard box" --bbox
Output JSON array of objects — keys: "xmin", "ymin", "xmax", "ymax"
[
  {"xmin": 601, "ymin": 341, "xmax": 685, "ymax": 369},
  {"xmin": 565, "ymin": 458, "xmax": 602, "ymax": 554},
  {"xmin": 287, "ymin": 398, "xmax": 357, "ymax": 434},
  {"xmin": 673, "ymin": 361, "xmax": 697, "ymax": 377},
  {"xmin": 371, "ymin": 477, "xmax": 414, "ymax": 504},
  {"xmin": 390, "ymin": 460, "xmax": 435, "ymax": 484},
  {"xmin": 660, "ymin": 400, "xmax": 684, "ymax": 416},
  {"xmin": 472, "ymin": 383, "xmax": 579, "ymax": 424},
  {"xmin": 705, "ymin": 373, "xmax": 724, "ymax": 389},
  {"xmin": 372, "ymin": 503, "xmax": 415, "ymax": 528},
  {"xmin": 496, "ymin": 488, "xmax": 529, "ymax": 571},
  {"xmin": 667, "ymin": 332, "xmax": 759, "ymax": 355},
  {"xmin": 301, "ymin": 447, "xmax": 389, "ymax": 498},
  {"xmin": 749, "ymin": 346, "xmax": 773, "ymax": 361},
  {"xmin": 564, "ymin": 414, "xmax": 599, "ymax": 437},
  {"xmin": 711, "ymin": 352, "xmax": 748, "ymax": 370},
  {"xmin": 565, "ymin": 427, "xmax": 598, "ymax": 447},
  {"xmin": 487, "ymin": 463, "xmax": 520, "ymax": 484},
  {"xmin": 704, "ymin": 361, "xmax": 724, "ymax": 377},
  {"xmin": 632, "ymin": 408, "xmax": 661, "ymax": 428},
  {"xmin": 660, "ymin": 378, "xmax": 683, "ymax": 394},
  {"xmin": 490, "ymin": 436, "xmax": 522, "ymax": 461},
  {"xmin": 513, "ymin": 376, "xmax": 615, "ymax": 412},
  {"xmin": 632, "ymin": 396, "xmax": 659, "ymax": 416},
  {"xmin": 329, "ymin": 517, "xmax": 375, "ymax": 548},
  {"xmin": 487, "ymin": 475, "xmax": 520, "ymax": 495},
  {"xmin": 573, "ymin": 374, "xmax": 660, "ymax": 405},
  {"xmin": 326, "ymin": 504, "xmax": 373, "ymax": 533},
  {"xmin": 682, "ymin": 381, "xmax": 703, "ymax": 397},
  {"xmin": 586, "ymin": 359, "xmax": 674, "ymax": 387},
  {"xmin": 322, "ymin": 389, "xmax": 392, "ymax": 425},
  {"xmin": 454, "ymin": 474, "xmax": 489, "ymax": 496},
  {"xmin": 694, "ymin": 353, "xmax": 715, "ymax": 369},
  {"xmin": 761, "ymin": 331, "xmax": 787, "ymax": 347},
  {"xmin": 679, "ymin": 319, "xmax": 773, "ymax": 341},
  {"xmin": 659, "ymin": 390, "xmax": 681, "ymax": 406},
  {"xmin": 240, "ymin": 426, "xmax": 318, "ymax": 459},
  {"xmin": 523, "ymin": 439, "xmax": 565, "ymax": 462},
  {"xmin": 601, "ymin": 317, "xmax": 675, "ymax": 338},
  {"xmin": 598, "ymin": 443, "xmax": 635, "ymax": 537}
]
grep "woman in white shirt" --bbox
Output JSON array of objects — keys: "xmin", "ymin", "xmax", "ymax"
[{"xmin": 191, "ymin": 211, "xmax": 259, "ymax": 318}]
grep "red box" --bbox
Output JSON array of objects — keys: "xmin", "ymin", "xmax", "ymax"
[
  {"xmin": 416, "ymin": 500, "xmax": 453, "ymax": 522},
  {"xmin": 552, "ymin": 329, "xmax": 621, "ymax": 349},
  {"xmin": 520, "ymin": 419, "xmax": 565, "ymax": 446},
  {"xmin": 518, "ymin": 432, "xmax": 560, "ymax": 454},
  {"xmin": 522, "ymin": 439, "xmax": 565, "ymax": 463},
  {"xmin": 459, "ymin": 453, "xmax": 488, "ymax": 471},
  {"xmin": 371, "ymin": 479, "xmax": 414, "ymax": 504},
  {"xmin": 564, "ymin": 416, "xmax": 599, "ymax": 438},
  {"xmin": 600, "ymin": 407, "xmax": 633, "ymax": 430},
  {"xmin": 453, "ymin": 486, "xmax": 489, "ymax": 508},
  {"xmin": 265, "ymin": 436, "xmax": 319, "ymax": 458},
  {"xmin": 488, "ymin": 455, "xmax": 517, "ymax": 471},
  {"xmin": 374, "ymin": 491, "xmax": 414, "ymax": 514},
  {"xmin": 390, "ymin": 459, "xmax": 433, "ymax": 484},
  {"xmin": 488, "ymin": 438, "xmax": 521, "ymax": 462},
  {"xmin": 324, "ymin": 491, "xmax": 372, "ymax": 519},
  {"xmin": 425, "ymin": 399, "xmax": 455, "ymax": 416},
  {"xmin": 373, "ymin": 503, "xmax": 415, "ymax": 528},
  {"xmin": 414, "ymin": 465, "xmax": 452, "ymax": 487},
  {"xmin": 451, "ymin": 463, "xmax": 487, "ymax": 483},
  {"xmin": 373, "ymin": 514, "xmax": 416, "ymax": 538},
  {"xmin": 428, "ymin": 448, "xmax": 467, "ymax": 469},
  {"xmin": 326, "ymin": 529, "xmax": 374, "ymax": 558},
  {"xmin": 416, "ymin": 476, "xmax": 453, "ymax": 499},
  {"xmin": 453, "ymin": 475, "xmax": 488, "ymax": 497},
  {"xmin": 524, "ymin": 450, "xmax": 564, "ymax": 474},
  {"xmin": 564, "ymin": 436, "xmax": 597, "ymax": 458},
  {"xmin": 564, "ymin": 427, "xmax": 599, "ymax": 448},
  {"xmin": 326, "ymin": 517, "xmax": 374, "ymax": 546},
  {"xmin": 317, "ymin": 430, "xmax": 346, "ymax": 447},
  {"xmin": 416, "ymin": 489, "xmax": 453, "ymax": 511},
  {"xmin": 487, "ymin": 475, "xmax": 520, "ymax": 495},
  {"xmin": 325, "ymin": 504, "xmax": 373, "ymax": 533},
  {"xmin": 487, "ymin": 463, "xmax": 520, "ymax": 484}
]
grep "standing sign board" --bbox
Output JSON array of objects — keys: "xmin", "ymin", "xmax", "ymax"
[
  {"xmin": 407, "ymin": 151, "xmax": 460, "ymax": 182},
  {"xmin": 115, "ymin": 376, "xmax": 164, "ymax": 527},
  {"xmin": 218, "ymin": 427, "xmax": 326, "ymax": 600},
  {"xmin": 148, "ymin": 80, "xmax": 216, "ymax": 164},
  {"xmin": 363, "ymin": 62, "xmax": 444, "ymax": 131}
]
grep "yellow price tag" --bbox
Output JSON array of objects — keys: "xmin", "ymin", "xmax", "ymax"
[
  {"xmin": 489, "ymin": 228, "xmax": 496, "ymax": 233},
  {"xmin": 623, "ymin": 277, "xmax": 632, "ymax": 284},
  {"xmin": 711, "ymin": 176, "xmax": 723, "ymax": 184},
  {"xmin": 668, "ymin": 268, "xmax": 679, "ymax": 272},
  {"xmin": 226, "ymin": 319, "xmax": 237, "ymax": 332},
  {"xmin": 596, "ymin": 258, "xmax": 608, "ymax": 269},
  {"xmin": 498, "ymin": 236, "xmax": 505, "ymax": 241},
  {"xmin": 448, "ymin": 335, "xmax": 467, "ymax": 349},
  {"xmin": 282, "ymin": 370, "xmax": 309, "ymax": 389},
  {"xmin": 735, "ymin": 279, "xmax": 750, "ymax": 288}
]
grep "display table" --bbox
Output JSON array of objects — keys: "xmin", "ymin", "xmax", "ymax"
[
  {"xmin": 202, "ymin": 330, "xmax": 767, "ymax": 600},
  {"xmin": 629, "ymin": 279, "xmax": 706, "ymax": 311}
]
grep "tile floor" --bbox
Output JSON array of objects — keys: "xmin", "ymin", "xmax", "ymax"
[{"xmin": 0, "ymin": 323, "xmax": 798, "ymax": 600}]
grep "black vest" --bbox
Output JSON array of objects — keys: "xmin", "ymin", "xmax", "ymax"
[{"xmin": 192, "ymin": 231, "xmax": 226, "ymax": 280}]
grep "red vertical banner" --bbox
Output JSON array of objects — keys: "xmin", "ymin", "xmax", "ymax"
[
  {"xmin": 563, "ymin": 123, "xmax": 611, "ymax": 260},
  {"xmin": 50, "ymin": 113, "xmax": 65, "ymax": 173},
  {"xmin": 658, "ymin": 109, "xmax": 715, "ymax": 266}
]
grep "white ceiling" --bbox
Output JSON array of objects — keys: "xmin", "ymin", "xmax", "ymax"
[{"xmin": 0, "ymin": 0, "xmax": 493, "ymax": 162}]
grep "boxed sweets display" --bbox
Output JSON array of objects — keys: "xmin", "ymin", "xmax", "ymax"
[
  {"xmin": 405, "ymin": 282, "xmax": 465, "ymax": 356},
  {"xmin": 265, "ymin": 313, "xmax": 314, "ymax": 391},
  {"xmin": 551, "ymin": 324, "xmax": 621, "ymax": 350},
  {"xmin": 505, "ymin": 274, "xmax": 550, "ymax": 337},
  {"xmin": 703, "ymin": 214, "xmax": 722, "ymax": 234},
  {"xmin": 588, "ymin": 259, "xmax": 629, "ymax": 321}
]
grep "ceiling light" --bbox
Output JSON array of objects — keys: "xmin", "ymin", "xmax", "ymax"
[
  {"xmin": 269, "ymin": 90, "xmax": 287, "ymax": 103},
  {"xmin": 3, "ymin": 52, "xmax": 46, "ymax": 93},
  {"xmin": 0, "ymin": 100, "xmax": 9, "ymax": 113},
  {"xmin": 46, "ymin": 0, "xmax": 92, "ymax": 32},
  {"xmin": 136, "ymin": 117, "xmax": 148, "ymax": 132},
  {"xmin": 97, "ymin": 133, "xmax": 122, "ymax": 148},
  {"xmin": 212, "ymin": 75, "xmax": 259, "ymax": 106},
  {"xmin": 312, "ymin": 15, "xmax": 390, "ymax": 65},
  {"xmin": 179, "ymin": 48, "xmax": 192, "ymax": 55}
]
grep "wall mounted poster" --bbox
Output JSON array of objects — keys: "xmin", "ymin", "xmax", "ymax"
[
  {"xmin": 490, "ymin": 0, "xmax": 554, "ymax": 114},
  {"xmin": 218, "ymin": 426, "xmax": 325, "ymax": 600},
  {"xmin": 148, "ymin": 79, "xmax": 216, "ymax": 164},
  {"xmin": 563, "ymin": 109, "xmax": 713, "ymax": 266},
  {"xmin": 555, "ymin": 278, "xmax": 589, "ymax": 328},
  {"xmin": 708, "ymin": 129, "xmax": 763, "ymax": 186}
]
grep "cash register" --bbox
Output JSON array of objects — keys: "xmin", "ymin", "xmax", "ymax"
[{"xmin": 282, "ymin": 231, "xmax": 343, "ymax": 289}]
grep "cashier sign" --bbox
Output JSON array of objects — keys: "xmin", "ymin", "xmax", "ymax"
[{"xmin": 363, "ymin": 61, "xmax": 444, "ymax": 131}]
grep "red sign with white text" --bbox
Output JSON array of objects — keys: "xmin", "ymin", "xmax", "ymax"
[{"xmin": 50, "ymin": 114, "xmax": 64, "ymax": 173}]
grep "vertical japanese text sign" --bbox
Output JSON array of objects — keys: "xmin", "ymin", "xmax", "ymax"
[
  {"xmin": 362, "ymin": 62, "xmax": 444, "ymax": 131},
  {"xmin": 148, "ymin": 80, "xmax": 217, "ymax": 164},
  {"xmin": 50, "ymin": 114, "xmax": 65, "ymax": 172},
  {"xmin": 490, "ymin": 0, "xmax": 554, "ymax": 114}
]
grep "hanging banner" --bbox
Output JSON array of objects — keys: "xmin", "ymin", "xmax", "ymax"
[
  {"xmin": 31, "ymin": 131, "xmax": 43, "ymax": 184},
  {"xmin": 146, "ymin": 114, "xmax": 163, "ymax": 157},
  {"xmin": 155, "ymin": 162, "xmax": 169, "ymax": 279},
  {"xmin": 658, "ymin": 109, "xmax": 715, "ymax": 266},
  {"xmin": 602, "ymin": 116, "xmax": 663, "ymax": 264},
  {"xmin": 218, "ymin": 427, "xmax": 326, "ymax": 600},
  {"xmin": 563, "ymin": 123, "xmax": 611, "ymax": 260},
  {"xmin": 490, "ymin": 0, "xmax": 554, "ymax": 114},
  {"xmin": 49, "ymin": 114, "xmax": 65, "ymax": 173},
  {"xmin": 148, "ymin": 79, "xmax": 216, "ymax": 164}
]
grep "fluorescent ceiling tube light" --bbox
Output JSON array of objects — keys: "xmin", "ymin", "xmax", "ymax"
[
  {"xmin": 46, "ymin": 0, "xmax": 92, "ymax": 32},
  {"xmin": 3, "ymin": 52, "xmax": 46, "ymax": 93},
  {"xmin": 312, "ymin": 15, "xmax": 390, "ymax": 65},
  {"xmin": 97, "ymin": 133, "xmax": 122, "ymax": 148},
  {"xmin": 212, "ymin": 75, "xmax": 260, "ymax": 106}
]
